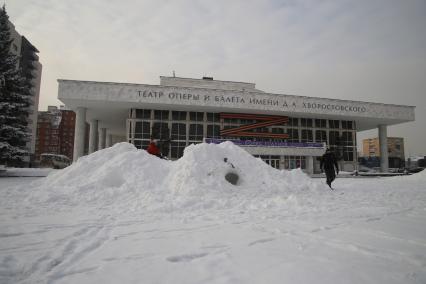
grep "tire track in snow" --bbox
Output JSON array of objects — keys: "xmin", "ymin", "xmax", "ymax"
[
  {"xmin": 45, "ymin": 223, "xmax": 111, "ymax": 284},
  {"xmin": 10, "ymin": 219, "xmax": 113, "ymax": 284}
]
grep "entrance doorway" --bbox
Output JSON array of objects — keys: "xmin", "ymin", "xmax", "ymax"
[{"xmin": 256, "ymin": 155, "xmax": 306, "ymax": 170}]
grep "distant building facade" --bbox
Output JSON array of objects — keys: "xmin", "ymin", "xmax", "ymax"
[
  {"xmin": 35, "ymin": 106, "xmax": 75, "ymax": 163},
  {"xmin": 406, "ymin": 156, "xmax": 426, "ymax": 170},
  {"xmin": 58, "ymin": 76, "xmax": 415, "ymax": 173},
  {"xmin": 8, "ymin": 20, "xmax": 42, "ymax": 163},
  {"xmin": 362, "ymin": 137, "xmax": 405, "ymax": 168}
]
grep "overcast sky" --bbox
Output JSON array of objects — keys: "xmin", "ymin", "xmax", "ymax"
[{"xmin": 7, "ymin": 0, "xmax": 426, "ymax": 156}]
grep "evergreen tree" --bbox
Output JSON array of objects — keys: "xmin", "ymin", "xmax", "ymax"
[{"xmin": 0, "ymin": 5, "xmax": 31, "ymax": 166}]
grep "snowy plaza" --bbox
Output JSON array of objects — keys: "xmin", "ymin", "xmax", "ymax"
[{"xmin": 1, "ymin": 142, "xmax": 425, "ymax": 284}]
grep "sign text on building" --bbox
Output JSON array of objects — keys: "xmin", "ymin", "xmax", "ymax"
[{"xmin": 137, "ymin": 90, "xmax": 367, "ymax": 113}]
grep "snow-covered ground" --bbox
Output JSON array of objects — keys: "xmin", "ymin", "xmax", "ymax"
[
  {"xmin": 0, "ymin": 167, "xmax": 53, "ymax": 177},
  {"xmin": 1, "ymin": 142, "xmax": 425, "ymax": 284}
]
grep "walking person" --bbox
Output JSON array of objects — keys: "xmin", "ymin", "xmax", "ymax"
[{"xmin": 320, "ymin": 148, "xmax": 339, "ymax": 189}]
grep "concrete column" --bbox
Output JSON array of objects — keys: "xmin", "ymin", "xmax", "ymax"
[
  {"xmin": 106, "ymin": 134, "xmax": 113, "ymax": 148},
  {"xmin": 306, "ymin": 156, "xmax": 314, "ymax": 175},
  {"xmin": 279, "ymin": 156, "xmax": 285, "ymax": 170},
  {"xmin": 88, "ymin": 120, "xmax": 98, "ymax": 154},
  {"xmin": 98, "ymin": 127, "xmax": 107, "ymax": 150},
  {"xmin": 379, "ymin": 124, "xmax": 389, "ymax": 172},
  {"xmin": 73, "ymin": 107, "xmax": 86, "ymax": 162}
]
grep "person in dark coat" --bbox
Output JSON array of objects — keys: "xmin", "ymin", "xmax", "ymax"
[
  {"xmin": 320, "ymin": 148, "xmax": 339, "ymax": 189},
  {"xmin": 147, "ymin": 139, "xmax": 161, "ymax": 157}
]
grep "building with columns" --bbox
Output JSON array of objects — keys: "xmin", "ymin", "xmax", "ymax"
[{"xmin": 57, "ymin": 76, "xmax": 415, "ymax": 174}]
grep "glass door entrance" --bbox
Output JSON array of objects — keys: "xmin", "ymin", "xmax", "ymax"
[
  {"xmin": 257, "ymin": 155, "xmax": 307, "ymax": 170},
  {"xmin": 283, "ymin": 156, "xmax": 306, "ymax": 170}
]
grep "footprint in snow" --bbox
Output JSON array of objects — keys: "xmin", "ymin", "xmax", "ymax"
[
  {"xmin": 366, "ymin": 217, "xmax": 381, "ymax": 222},
  {"xmin": 248, "ymin": 238, "xmax": 275, "ymax": 246},
  {"xmin": 166, "ymin": 252, "xmax": 209, "ymax": 263}
]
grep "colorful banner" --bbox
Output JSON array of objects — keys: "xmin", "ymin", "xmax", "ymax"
[{"xmin": 204, "ymin": 138, "xmax": 325, "ymax": 148}]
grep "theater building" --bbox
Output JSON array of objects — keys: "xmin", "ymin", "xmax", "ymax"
[{"xmin": 57, "ymin": 76, "xmax": 415, "ymax": 174}]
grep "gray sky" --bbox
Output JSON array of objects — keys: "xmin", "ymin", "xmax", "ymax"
[{"xmin": 7, "ymin": 0, "xmax": 426, "ymax": 156}]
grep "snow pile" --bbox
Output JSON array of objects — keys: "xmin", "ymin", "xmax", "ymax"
[
  {"xmin": 162, "ymin": 142, "xmax": 321, "ymax": 211},
  {"xmin": 2, "ymin": 144, "xmax": 426, "ymax": 284},
  {"xmin": 26, "ymin": 142, "xmax": 325, "ymax": 215},
  {"xmin": 44, "ymin": 142, "xmax": 167, "ymax": 189},
  {"xmin": 406, "ymin": 168, "xmax": 426, "ymax": 180},
  {"xmin": 390, "ymin": 168, "xmax": 426, "ymax": 182}
]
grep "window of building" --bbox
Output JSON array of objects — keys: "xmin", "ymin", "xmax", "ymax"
[
  {"xmin": 240, "ymin": 119, "xmax": 254, "ymax": 125},
  {"xmin": 171, "ymin": 123, "xmax": 186, "ymax": 140},
  {"xmin": 329, "ymin": 131, "xmax": 340, "ymax": 146},
  {"xmin": 340, "ymin": 131, "xmax": 354, "ymax": 161},
  {"xmin": 341, "ymin": 131, "xmax": 353, "ymax": 146},
  {"xmin": 224, "ymin": 117, "xmax": 239, "ymax": 124},
  {"xmin": 259, "ymin": 155, "xmax": 281, "ymax": 169},
  {"xmin": 154, "ymin": 110, "xmax": 169, "ymax": 120},
  {"xmin": 189, "ymin": 112, "xmax": 204, "ymax": 122},
  {"xmin": 329, "ymin": 120, "xmax": 340, "ymax": 129},
  {"xmin": 271, "ymin": 128, "xmax": 284, "ymax": 134},
  {"xmin": 207, "ymin": 125, "xmax": 220, "ymax": 138},
  {"xmin": 206, "ymin": 113, "xmax": 220, "ymax": 123},
  {"xmin": 315, "ymin": 119, "xmax": 327, "ymax": 128},
  {"xmin": 288, "ymin": 117, "xmax": 298, "ymax": 126},
  {"xmin": 136, "ymin": 109, "xmax": 151, "ymax": 119},
  {"xmin": 301, "ymin": 129, "xmax": 313, "ymax": 142},
  {"xmin": 171, "ymin": 142, "xmax": 186, "ymax": 159},
  {"xmin": 283, "ymin": 156, "xmax": 306, "ymax": 170},
  {"xmin": 288, "ymin": 128, "xmax": 299, "ymax": 142},
  {"xmin": 269, "ymin": 155, "xmax": 281, "ymax": 169},
  {"xmin": 342, "ymin": 121, "xmax": 353, "ymax": 130},
  {"xmin": 315, "ymin": 130, "xmax": 327, "ymax": 143},
  {"xmin": 133, "ymin": 140, "xmax": 150, "ymax": 150},
  {"xmin": 189, "ymin": 124, "xmax": 203, "ymax": 140},
  {"xmin": 254, "ymin": 127, "xmax": 269, "ymax": 133},
  {"xmin": 152, "ymin": 122, "xmax": 169, "ymax": 140},
  {"xmin": 342, "ymin": 148, "xmax": 354, "ymax": 161},
  {"xmin": 172, "ymin": 111, "xmax": 187, "ymax": 121},
  {"xmin": 134, "ymin": 121, "xmax": 150, "ymax": 139},
  {"xmin": 301, "ymin": 118, "xmax": 313, "ymax": 128}
]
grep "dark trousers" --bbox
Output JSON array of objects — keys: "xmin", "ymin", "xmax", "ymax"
[{"xmin": 325, "ymin": 168, "xmax": 336, "ymax": 185}]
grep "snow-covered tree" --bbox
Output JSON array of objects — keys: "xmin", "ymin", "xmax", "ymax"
[{"xmin": 0, "ymin": 5, "xmax": 31, "ymax": 166}]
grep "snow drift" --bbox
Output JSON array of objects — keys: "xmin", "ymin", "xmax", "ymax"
[
  {"xmin": 2, "ymin": 143, "xmax": 426, "ymax": 284},
  {"xmin": 26, "ymin": 142, "xmax": 325, "ymax": 215}
]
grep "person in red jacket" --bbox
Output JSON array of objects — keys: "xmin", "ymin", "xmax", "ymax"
[{"xmin": 147, "ymin": 139, "xmax": 161, "ymax": 157}]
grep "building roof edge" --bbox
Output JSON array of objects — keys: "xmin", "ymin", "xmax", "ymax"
[{"xmin": 56, "ymin": 79, "xmax": 417, "ymax": 109}]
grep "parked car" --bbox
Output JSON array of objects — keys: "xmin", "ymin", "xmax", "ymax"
[{"xmin": 40, "ymin": 154, "xmax": 71, "ymax": 169}]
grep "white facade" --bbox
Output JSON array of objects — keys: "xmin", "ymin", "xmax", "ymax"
[{"xmin": 58, "ymin": 77, "xmax": 415, "ymax": 173}]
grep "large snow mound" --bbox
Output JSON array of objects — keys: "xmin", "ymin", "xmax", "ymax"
[{"xmin": 26, "ymin": 142, "xmax": 326, "ymax": 215}]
